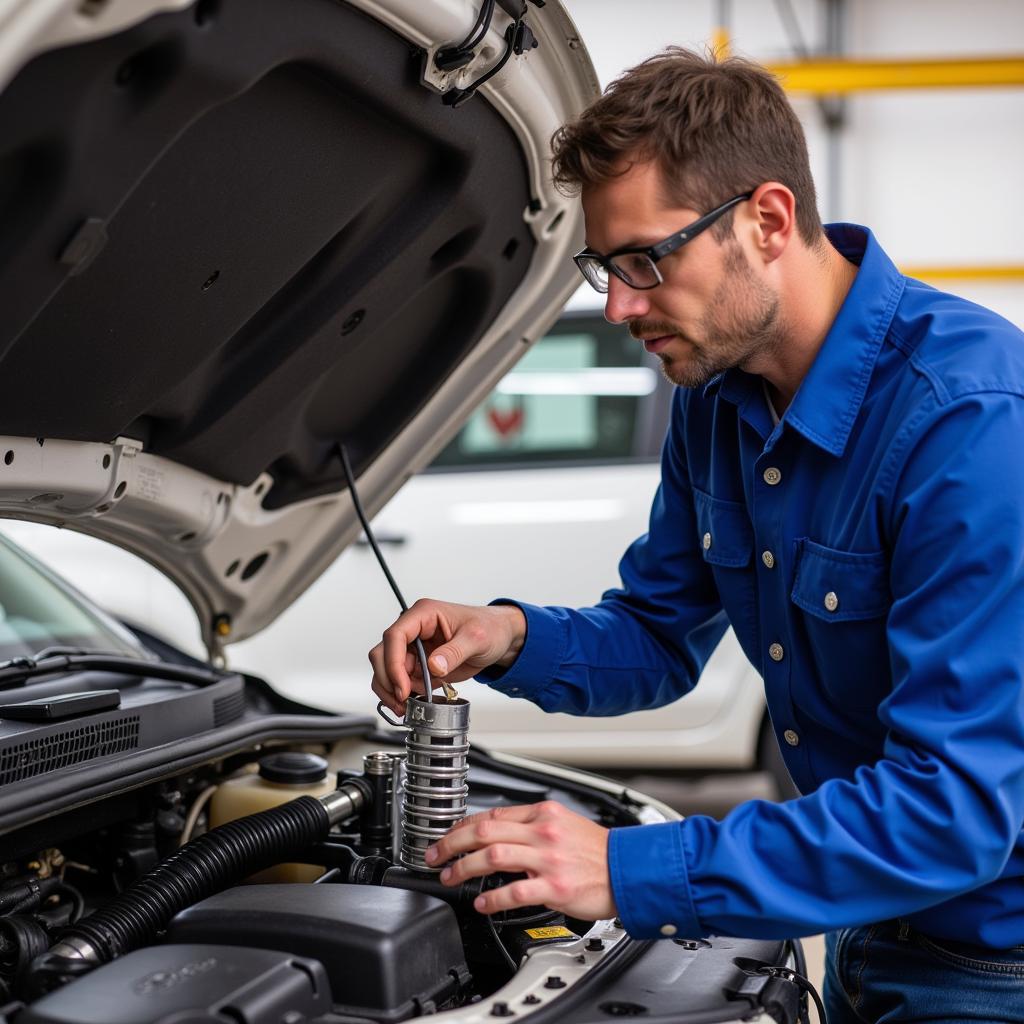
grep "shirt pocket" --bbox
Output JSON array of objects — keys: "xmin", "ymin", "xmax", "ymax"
[
  {"xmin": 692, "ymin": 489, "xmax": 758, "ymax": 661},
  {"xmin": 692, "ymin": 489, "xmax": 754, "ymax": 568},
  {"xmin": 791, "ymin": 539, "xmax": 892, "ymax": 709}
]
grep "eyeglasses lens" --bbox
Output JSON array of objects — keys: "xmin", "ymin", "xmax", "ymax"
[
  {"xmin": 577, "ymin": 255, "xmax": 609, "ymax": 293},
  {"xmin": 610, "ymin": 253, "xmax": 660, "ymax": 289}
]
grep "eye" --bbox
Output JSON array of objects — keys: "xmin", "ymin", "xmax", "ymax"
[{"xmin": 612, "ymin": 252, "xmax": 657, "ymax": 285}]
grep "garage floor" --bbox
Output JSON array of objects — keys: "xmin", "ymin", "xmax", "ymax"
[{"xmin": 619, "ymin": 769, "xmax": 826, "ymax": 1023}]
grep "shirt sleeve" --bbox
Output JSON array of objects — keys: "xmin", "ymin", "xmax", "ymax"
[
  {"xmin": 477, "ymin": 390, "xmax": 729, "ymax": 716},
  {"xmin": 609, "ymin": 391, "xmax": 1024, "ymax": 939}
]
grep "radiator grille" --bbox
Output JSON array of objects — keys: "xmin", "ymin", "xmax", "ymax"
[
  {"xmin": 212, "ymin": 690, "xmax": 246, "ymax": 728},
  {"xmin": 0, "ymin": 715, "xmax": 140, "ymax": 785}
]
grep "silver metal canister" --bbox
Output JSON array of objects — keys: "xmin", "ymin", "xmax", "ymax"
[{"xmin": 400, "ymin": 694, "xmax": 470, "ymax": 872}]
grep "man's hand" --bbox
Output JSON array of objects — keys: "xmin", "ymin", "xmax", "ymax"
[
  {"xmin": 424, "ymin": 801, "xmax": 618, "ymax": 921},
  {"xmin": 369, "ymin": 599, "xmax": 526, "ymax": 715}
]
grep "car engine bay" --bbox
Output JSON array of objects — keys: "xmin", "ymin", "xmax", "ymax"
[
  {"xmin": 0, "ymin": 674, "xmax": 626, "ymax": 1020},
  {"xmin": 0, "ymin": 673, "xmax": 806, "ymax": 1024}
]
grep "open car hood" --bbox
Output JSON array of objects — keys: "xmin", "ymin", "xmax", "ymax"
[{"xmin": 0, "ymin": 0, "xmax": 597, "ymax": 657}]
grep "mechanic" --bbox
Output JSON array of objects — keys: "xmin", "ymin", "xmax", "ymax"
[{"xmin": 368, "ymin": 48, "xmax": 1024, "ymax": 1023}]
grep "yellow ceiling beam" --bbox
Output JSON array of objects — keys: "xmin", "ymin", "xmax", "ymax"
[
  {"xmin": 900, "ymin": 265, "xmax": 1024, "ymax": 282},
  {"xmin": 767, "ymin": 56, "xmax": 1024, "ymax": 94}
]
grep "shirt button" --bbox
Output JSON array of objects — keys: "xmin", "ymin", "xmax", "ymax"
[
  {"xmin": 660, "ymin": 924, "xmax": 678, "ymax": 937},
  {"xmin": 761, "ymin": 550, "xmax": 775, "ymax": 569},
  {"xmin": 769, "ymin": 643, "xmax": 785, "ymax": 662},
  {"xmin": 763, "ymin": 467, "xmax": 782, "ymax": 486},
  {"xmin": 702, "ymin": 532, "xmax": 712, "ymax": 551},
  {"xmin": 784, "ymin": 729, "xmax": 800, "ymax": 747},
  {"xmin": 824, "ymin": 591, "xmax": 839, "ymax": 612}
]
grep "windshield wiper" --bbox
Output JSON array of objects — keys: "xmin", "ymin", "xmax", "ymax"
[{"xmin": 0, "ymin": 650, "xmax": 226, "ymax": 691}]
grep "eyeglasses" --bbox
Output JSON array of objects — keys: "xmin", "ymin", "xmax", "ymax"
[{"xmin": 573, "ymin": 192, "xmax": 753, "ymax": 294}]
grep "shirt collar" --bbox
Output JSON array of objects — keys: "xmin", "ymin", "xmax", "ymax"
[
  {"xmin": 702, "ymin": 368, "xmax": 776, "ymax": 442},
  {"xmin": 705, "ymin": 224, "xmax": 905, "ymax": 457}
]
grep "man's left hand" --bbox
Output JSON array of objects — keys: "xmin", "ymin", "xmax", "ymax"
[{"xmin": 425, "ymin": 801, "xmax": 618, "ymax": 920}]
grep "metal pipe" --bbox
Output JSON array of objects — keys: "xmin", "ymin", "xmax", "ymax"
[
  {"xmin": 711, "ymin": 0, "xmax": 731, "ymax": 58},
  {"xmin": 766, "ymin": 54, "xmax": 1024, "ymax": 94},
  {"xmin": 319, "ymin": 780, "xmax": 368, "ymax": 826},
  {"xmin": 900, "ymin": 265, "xmax": 1024, "ymax": 282},
  {"xmin": 822, "ymin": 0, "xmax": 846, "ymax": 224}
]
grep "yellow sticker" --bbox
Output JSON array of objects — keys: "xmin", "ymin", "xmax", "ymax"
[{"xmin": 525, "ymin": 926, "xmax": 575, "ymax": 940}]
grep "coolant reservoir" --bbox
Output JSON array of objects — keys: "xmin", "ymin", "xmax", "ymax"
[{"xmin": 209, "ymin": 752, "xmax": 336, "ymax": 883}]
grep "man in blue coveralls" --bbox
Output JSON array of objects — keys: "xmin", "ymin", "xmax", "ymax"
[{"xmin": 369, "ymin": 48, "xmax": 1024, "ymax": 1022}]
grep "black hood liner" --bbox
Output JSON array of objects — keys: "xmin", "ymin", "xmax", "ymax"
[{"xmin": 0, "ymin": 0, "xmax": 535, "ymax": 508}]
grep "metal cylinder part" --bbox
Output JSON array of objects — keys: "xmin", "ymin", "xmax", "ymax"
[
  {"xmin": 360, "ymin": 751, "xmax": 397, "ymax": 851},
  {"xmin": 401, "ymin": 695, "xmax": 470, "ymax": 872},
  {"xmin": 318, "ymin": 780, "xmax": 368, "ymax": 826}
]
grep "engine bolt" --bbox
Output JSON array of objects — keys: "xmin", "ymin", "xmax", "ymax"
[
  {"xmin": 491, "ymin": 1002, "xmax": 514, "ymax": 1017},
  {"xmin": 544, "ymin": 976, "xmax": 566, "ymax": 989},
  {"xmin": 586, "ymin": 938, "xmax": 605, "ymax": 951},
  {"xmin": 523, "ymin": 996, "xmax": 541, "ymax": 1005}
]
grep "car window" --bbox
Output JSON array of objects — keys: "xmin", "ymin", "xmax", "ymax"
[
  {"xmin": 0, "ymin": 535, "xmax": 140, "ymax": 659},
  {"xmin": 430, "ymin": 315, "xmax": 666, "ymax": 470}
]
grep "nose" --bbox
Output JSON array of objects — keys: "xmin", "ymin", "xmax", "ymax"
[{"xmin": 603, "ymin": 274, "xmax": 650, "ymax": 325}]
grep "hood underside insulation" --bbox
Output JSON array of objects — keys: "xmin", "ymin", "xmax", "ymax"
[{"xmin": 0, "ymin": 0, "xmax": 535, "ymax": 509}]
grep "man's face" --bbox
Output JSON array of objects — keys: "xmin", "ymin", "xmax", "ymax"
[{"xmin": 580, "ymin": 160, "xmax": 782, "ymax": 388}]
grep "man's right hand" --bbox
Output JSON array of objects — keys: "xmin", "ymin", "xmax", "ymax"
[{"xmin": 369, "ymin": 599, "xmax": 527, "ymax": 715}]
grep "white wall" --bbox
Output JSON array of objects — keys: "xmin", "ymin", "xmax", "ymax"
[{"xmin": 560, "ymin": 0, "xmax": 1024, "ymax": 326}]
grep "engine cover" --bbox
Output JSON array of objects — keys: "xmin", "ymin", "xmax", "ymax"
[
  {"xmin": 167, "ymin": 883, "xmax": 470, "ymax": 1019},
  {"xmin": 17, "ymin": 945, "xmax": 330, "ymax": 1024}
]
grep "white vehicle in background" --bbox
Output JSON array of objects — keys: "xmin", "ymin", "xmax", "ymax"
[{"xmin": 2, "ymin": 297, "xmax": 782, "ymax": 790}]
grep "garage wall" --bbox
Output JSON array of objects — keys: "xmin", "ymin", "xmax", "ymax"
[{"xmin": 560, "ymin": 0, "xmax": 1024, "ymax": 326}]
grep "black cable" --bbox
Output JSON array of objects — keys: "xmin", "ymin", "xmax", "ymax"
[
  {"xmin": 442, "ymin": 18, "xmax": 524, "ymax": 108},
  {"xmin": 1, "ymin": 877, "xmax": 59, "ymax": 916},
  {"xmin": 436, "ymin": 0, "xmax": 496, "ymax": 70},
  {"xmin": 54, "ymin": 884, "xmax": 85, "ymax": 925},
  {"xmin": 756, "ymin": 964, "xmax": 827, "ymax": 1024},
  {"xmin": 791, "ymin": 937, "xmax": 811, "ymax": 1023},
  {"xmin": 460, "ymin": 0, "xmax": 494, "ymax": 51},
  {"xmin": 486, "ymin": 909, "xmax": 518, "ymax": 973},
  {"xmin": 336, "ymin": 444, "xmax": 434, "ymax": 702}
]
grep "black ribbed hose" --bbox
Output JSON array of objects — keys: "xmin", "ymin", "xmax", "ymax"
[{"xmin": 29, "ymin": 796, "xmax": 329, "ymax": 992}]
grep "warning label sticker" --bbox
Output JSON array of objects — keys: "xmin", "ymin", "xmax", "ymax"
[{"xmin": 524, "ymin": 926, "xmax": 575, "ymax": 940}]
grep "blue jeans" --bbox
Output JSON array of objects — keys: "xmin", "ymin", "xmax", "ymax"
[{"xmin": 824, "ymin": 920, "xmax": 1024, "ymax": 1023}]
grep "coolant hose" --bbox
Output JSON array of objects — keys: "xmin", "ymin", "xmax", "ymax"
[{"xmin": 29, "ymin": 783, "xmax": 367, "ymax": 993}]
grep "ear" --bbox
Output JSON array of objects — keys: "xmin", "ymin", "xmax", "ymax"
[{"xmin": 747, "ymin": 182, "xmax": 795, "ymax": 263}]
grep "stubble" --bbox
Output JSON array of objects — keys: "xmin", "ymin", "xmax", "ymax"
[{"xmin": 647, "ymin": 242, "xmax": 785, "ymax": 389}]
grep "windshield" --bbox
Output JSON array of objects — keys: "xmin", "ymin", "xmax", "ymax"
[{"xmin": 0, "ymin": 534, "xmax": 141, "ymax": 660}]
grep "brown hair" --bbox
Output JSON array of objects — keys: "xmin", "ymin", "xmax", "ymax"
[{"xmin": 551, "ymin": 47, "xmax": 822, "ymax": 245}]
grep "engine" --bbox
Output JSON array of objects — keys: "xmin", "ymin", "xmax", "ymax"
[{"xmin": 0, "ymin": 695, "xmax": 613, "ymax": 1024}]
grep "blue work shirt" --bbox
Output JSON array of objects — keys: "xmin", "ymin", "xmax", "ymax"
[{"xmin": 480, "ymin": 224, "xmax": 1024, "ymax": 948}]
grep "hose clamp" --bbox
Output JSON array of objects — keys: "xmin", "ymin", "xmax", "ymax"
[{"xmin": 48, "ymin": 936, "xmax": 100, "ymax": 963}]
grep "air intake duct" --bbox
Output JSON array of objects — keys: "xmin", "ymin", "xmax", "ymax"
[{"xmin": 29, "ymin": 782, "xmax": 368, "ymax": 993}]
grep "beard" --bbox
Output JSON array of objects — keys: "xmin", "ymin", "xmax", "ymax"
[{"xmin": 630, "ymin": 243, "xmax": 784, "ymax": 389}]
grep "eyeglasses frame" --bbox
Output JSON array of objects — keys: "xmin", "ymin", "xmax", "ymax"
[{"xmin": 573, "ymin": 191, "xmax": 754, "ymax": 292}]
